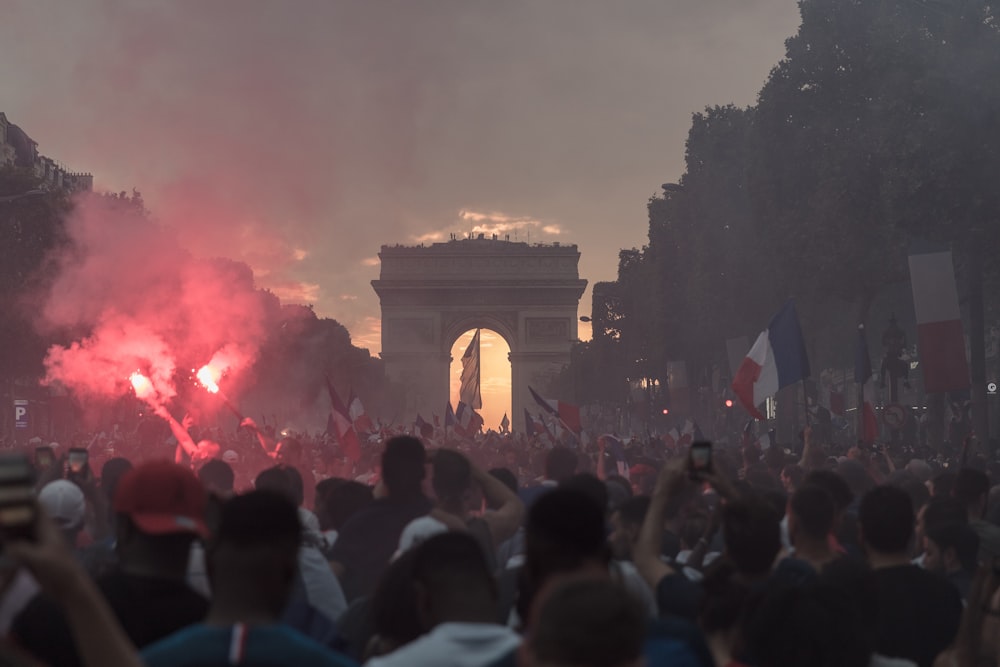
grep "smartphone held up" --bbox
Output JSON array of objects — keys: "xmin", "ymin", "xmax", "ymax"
[{"xmin": 688, "ymin": 441, "xmax": 713, "ymax": 480}]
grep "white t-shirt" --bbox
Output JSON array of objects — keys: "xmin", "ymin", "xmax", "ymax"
[{"xmin": 365, "ymin": 622, "xmax": 521, "ymax": 667}]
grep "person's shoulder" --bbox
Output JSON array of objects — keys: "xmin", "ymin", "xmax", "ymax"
[
  {"xmin": 141, "ymin": 625, "xmax": 224, "ymax": 667},
  {"xmin": 252, "ymin": 625, "xmax": 357, "ymax": 666}
]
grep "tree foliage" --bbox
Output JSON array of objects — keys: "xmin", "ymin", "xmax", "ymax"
[{"xmin": 586, "ymin": 0, "xmax": 1000, "ymax": 423}]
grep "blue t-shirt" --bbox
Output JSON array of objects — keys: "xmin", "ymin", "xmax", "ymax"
[{"xmin": 142, "ymin": 623, "xmax": 358, "ymax": 667}]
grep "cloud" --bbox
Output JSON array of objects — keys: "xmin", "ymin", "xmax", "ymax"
[
  {"xmin": 267, "ymin": 281, "xmax": 321, "ymax": 304},
  {"xmin": 361, "ymin": 257, "xmax": 380, "ymax": 267},
  {"xmin": 339, "ymin": 294, "xmax": 358, "ymax": 301},
  {"xmin": 412, "ymin": 208, "xmax": 565, "ymax": 244}
]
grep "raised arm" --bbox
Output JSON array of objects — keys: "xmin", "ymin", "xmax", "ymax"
[
  {"xmin": 154, "ymin": 407, "xmax": 197, "ymax": 458},
  {"xmin": 474, "ymin": 464, "xmax": 525, "ymax": 544},
  {"xmin": 10, "ymin": 510, "xmax": 143, "ymax": 667},
  {"xmin": 241, "ymin": 417, "xmax": 276, "ymax": 457},
  {"xmin": 635, "ymin": 459, "xmax": 687, "ymax": 589}
]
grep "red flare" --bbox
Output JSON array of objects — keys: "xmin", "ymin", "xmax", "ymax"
[
  {"xmin": 130, "ymin": 371, "xmax": 155, "ymax": 401},
  {"xmin": 197, "ymin": 365, "xmax": 220, "ymax": 394}
]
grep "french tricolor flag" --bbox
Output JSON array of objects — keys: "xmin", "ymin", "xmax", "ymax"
[
  {"xmin": 731, "ymin": 300, "xmax": 811, "ymax": 420},
  {"xmin": 909, "ymin": 249, "xmax": 970, "ymax": 393}
]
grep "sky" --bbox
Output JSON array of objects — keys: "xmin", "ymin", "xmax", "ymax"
[{"xmin": 1, "ymin": 0, "xmax": 802, "ymax": 427}]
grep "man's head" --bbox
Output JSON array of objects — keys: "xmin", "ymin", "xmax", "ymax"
[
  {"xmin": 954, "ymin": 468, "xmax": 991, "ymax": 520},
  {"xmin": 858, "ymin": 485, "xmax": 913, "ymax": 559},
  {"xmin": 924, "ymin": 522, "xmax": 979, "ymax": 575},
  {"xmin": 544, "ymin": 447, "xmax": 578, "ymax": 484},
  {"xmin": 522, "ymin": 577, "xmax": 645, "ymax": 667},
  {"xmin": 38, "ymin": 480, "xmax": 85, "ymax": 543},
  {"xmin": 915, "ymin": 496, "xmax": 966, "ymax": 554},
  {"xmin": 781, "ymin": 464, "xmax": 806, "ymax": 493},
  {"xmin": 381, "ymin": 436, "xmax": 426, "ymax": 498},
  {"xmin": 198, "ymin": 459, "xmax": 235, "ymax": 496},
  {"xmin": 608, "ymin": 496, "xmax": 650, "ymax": 560},
  {"xmin": 722, "ymin": 496, "xmax": 781, "ymax": 579},
  {"xmin": 193, "ymin": 439, "xmax": 221, "ymax": 464},
  {"xmin": 431, "ymin": 449, "xmax": 472, "ymax": 511},
  {"xmin": 521, "ymin": 488, "xmax": 609, "ymax": 624},
  {"xmin": 113, "ymin": 461, "xmax": 209, "ymax": 574},
  {"xmin": 410, "ymin": 532, "xmax": 497, "ymax": 630},
  {"xmin": 208, "ymin": 490, "xmax": 302, "ymax": 618},
  {"xmin": 789, "ymin": 484, "xmax": 836, "ymax": 545},
  {"xmin": 254, "ymin": 465, "xmax": 301, "ymax": 505}
]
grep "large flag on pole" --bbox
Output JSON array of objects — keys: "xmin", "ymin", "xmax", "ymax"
[
  {"xmin": 325, "ymin": 378, "xmax": 361, "ymax": 462},
  {"xmin": 909, "ymin": 249, "xmax": 970, "ymax": 393},
  {"xmin": 460, "ymin": 329, "xmax": 483, "ymax": 409},
  {"xmin": 731, "ymin": 300, "xmax": 811, "ymax": 420},
  {"xmin": 528, "ymin": 386, "xmax": 582, "ymax": 434}
]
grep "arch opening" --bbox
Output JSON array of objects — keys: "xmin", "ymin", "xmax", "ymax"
[{"xmin": 449, "ymin": 328, "xmax": 512, "ymax": 433}]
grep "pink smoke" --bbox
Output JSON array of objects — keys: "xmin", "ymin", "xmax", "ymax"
[{"xmin": 40, "ymin": 194, "xmax": 269, "ymax": 412}]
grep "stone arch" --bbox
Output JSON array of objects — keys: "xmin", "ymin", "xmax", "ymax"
[{"xmin": 372, "ymin": 237, "xmax": 587, "ymax": 433}]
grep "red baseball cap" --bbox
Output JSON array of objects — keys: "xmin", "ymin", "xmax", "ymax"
[{"xmin": 113, "ymin": 460, "xmax": 209, "ymax": 538}]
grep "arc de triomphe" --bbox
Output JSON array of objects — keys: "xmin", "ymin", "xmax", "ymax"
[{"xmin": 372, "ymin": 237, "xmax": 587, "ymax": 433}]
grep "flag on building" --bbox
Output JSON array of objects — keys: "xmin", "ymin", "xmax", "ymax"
[
  {"xmin": 325, "ymin": 378, "xmax": 361, "ymax": 462},
  {"xmin": 731, "ymin": 300, "xmax": 811, "ymax": 420},
  {"xmin": 527, "ymin": 386, "xmax": 582, "ymax": 434},
  {"xmin": 348, "ymin": 390, "xmax": 374, "ymax": 433},
  {"xmin": 460, "ymin": 329, "xmax": 483, "ymax": 409},
  {"xmin": 909, "ymin": 248, "xmax": 970, "ymax": 393}
]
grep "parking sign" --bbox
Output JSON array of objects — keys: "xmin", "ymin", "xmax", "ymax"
[{"xmin": 13, "ymin": 400, "xmax": 28, "ymax": 430}]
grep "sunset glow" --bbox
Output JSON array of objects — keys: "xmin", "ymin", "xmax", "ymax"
[{"xmin": 450, "ymin": 329, "xmax": 511, "ymax": 432}]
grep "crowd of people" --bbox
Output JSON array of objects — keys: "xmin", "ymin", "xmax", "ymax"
[{"xmin": 0, "ymin": 409, "xmax": 998, "ymax": 667}]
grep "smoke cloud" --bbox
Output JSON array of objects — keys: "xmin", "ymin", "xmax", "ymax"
[{"xmin": 40, "ymin": 195, "xmax": 268, "ymax": 411}]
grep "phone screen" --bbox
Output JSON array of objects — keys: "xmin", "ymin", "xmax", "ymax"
[
  {"xmin": 67, "ymin": 449, "xmax": 88, "ymax": 474},
  {"xmin": 689, "ymin": 441, "xmax": 713, "ymax": 476}
]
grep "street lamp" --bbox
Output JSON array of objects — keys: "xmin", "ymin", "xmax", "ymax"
[{"xmin": 0, "ymin": 189, "xmax": 45, "ymax": 205}]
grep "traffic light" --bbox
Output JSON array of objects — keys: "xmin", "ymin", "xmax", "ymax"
[{"xmin": 725, "ymin": 399, "xmax": 733, "ymax": 409}]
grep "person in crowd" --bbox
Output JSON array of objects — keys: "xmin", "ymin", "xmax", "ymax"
[
  {"xmin": 330, "ymin": 436, "xmax": 433, "ymax": 602},
  {"xmin": 607, "ymin": 495, "xmax": 658, "ymax": 615},
  {"xmin": 37, "ymin": 479, "xmax": 86, "ymax": 548},
  {"xmin": 786, "ymin": 483, "xmax": 839, "ymax": 573},
  {"xmin": 519, "ymin": 447, "xmax": 578, "ymax": 507},
  {"xmin": 518, "ymin": 577, "xmax": 646, "ymax": 667},
  {"xmin": 254, "ymin": 465, "xmax": 347, "ymax": 625},
  {"xmin": 364, "ymin": 532, "xmax": 520, "ymax": 667},
  {"xmin": 780, "ymin": 463, "xmax": 806, "ymax": 493},
  {"xmin": 13, "ymin": 461, "xmax": 211, "ymax": 667},
  {"xmin": 8, "ymin": 506, "xmax": 144, "ymax": 667},
  {"xmin": 953, "ymin": 468, "xmax": 1000, "ymax": 562},
  {"xmin": 429, "ymin": 449, "xmax": 525, "ymax": 571},
  {"xmin": 858, "ymin": 485, "xmax": 963, "ymax": 667},
  {"xmin": 141, "ymin": 490, "xmax": 356, "ymax": 666},
  {"xmin": 923, "ymin": 520, "xmax": 980, "ymax": 602},
  {"xmin": 154, "ymin": 407, "xmax": 220, "ymax": 469},
  {"xmin": 315, "ymin": 479, "xmax": 374, "ymax": 555}
]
